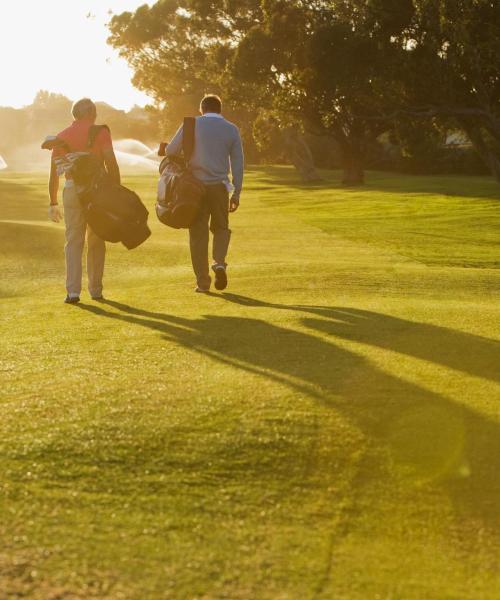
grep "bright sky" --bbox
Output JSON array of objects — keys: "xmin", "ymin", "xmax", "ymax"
[{"xmin": 0, "ymin": 0, "xmax": 154, "ymax": 110}]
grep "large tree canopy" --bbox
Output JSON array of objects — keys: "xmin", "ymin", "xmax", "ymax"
[
  {"xmin": 108, "ymin": 0, "xmax": 500, "ymax": 183},
  {"xmin": 231, "ymin": 0, "xmax": 399, "ymax": 183},
  {"xmin": 394, "ymin": 0, "xmax": 500, "ymax": 180},
  {"xmin": 108, "ymin": 1, "xmax": 263, "ymax": 146},
  {"xmin": 109, "ymin": 0, "xmax": 393, "ymax": 183}
]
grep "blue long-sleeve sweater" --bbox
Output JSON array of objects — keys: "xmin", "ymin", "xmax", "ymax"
[{"xmin": 166, "ymin": 114, "xmax": 244, "ymax": 195}]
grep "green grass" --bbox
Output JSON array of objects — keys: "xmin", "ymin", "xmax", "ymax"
[{"xmin": 0, "ymin": 167, "xmax": 499, "ymax": 599}]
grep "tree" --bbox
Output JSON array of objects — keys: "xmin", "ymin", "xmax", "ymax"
[
  {"xmin": 108, "ymin": 1, "xmax": 264, "ymax": 160},
  {"xmin": 108, "ymin": 0, "xmax": 500, "ymax": 183},
  {"xmin": 231, "ymin": 0, "xmax": 405, "ymax": 184},
  {"xmin": 364, "ymin": 0, "xmax": 500, "ymax": 181},
  {"xmin": 109, "ymin": 0, "xmax": 396, "ymax": 184},
  {"xmin": 109, "ymin": 1, "xmax": 326, "ymax": 179}
]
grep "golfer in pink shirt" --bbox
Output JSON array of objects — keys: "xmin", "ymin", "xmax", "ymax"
[{"xmin": 48, "ymin": 98, "xmax": 120, "ymax": 304}]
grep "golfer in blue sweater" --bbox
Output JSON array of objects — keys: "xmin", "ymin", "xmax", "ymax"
[{"xmin": 167, "ymin": 95, "xmax": 244, "ymax": 292}]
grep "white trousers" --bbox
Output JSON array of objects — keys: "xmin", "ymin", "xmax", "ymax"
[{"xmin": 63, "ymin": 184, "xmax": 105, "ymax": 297}]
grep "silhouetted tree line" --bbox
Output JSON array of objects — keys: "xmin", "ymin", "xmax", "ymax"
[
  {"xmin": 108, "ymin": 0, "xmax": 500, "ymax": 184},
  {"xmin": 0, "ymin": 91, "xmax": 159, "ymax": 167}
]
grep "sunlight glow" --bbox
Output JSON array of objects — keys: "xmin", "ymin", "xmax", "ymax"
[{"xmin": 0, "ymin": 0, "xmax": 154, "ymax": 110}]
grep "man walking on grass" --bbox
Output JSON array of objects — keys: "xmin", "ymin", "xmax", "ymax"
[
  {"xmin": 48, "ymin": 98, "xmax": 121, "ymax": 304},
  {"xmin": 166, "ymin": 94, "xmax": 244, "ymax": 292}
]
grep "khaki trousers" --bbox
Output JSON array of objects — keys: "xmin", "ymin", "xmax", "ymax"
[
  {"xmin": 189, "ymin": 183, "xmax": 231, "ymax": 289},
  {"xmin": 63, "ymin": 183, "xmax": 105, "ymax": 297}
]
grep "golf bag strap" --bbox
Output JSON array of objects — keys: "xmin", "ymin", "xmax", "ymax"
[
  {"xmin": 88, "ymin": 125, "xmax": 110, "ymax": 149},
  {"xmin": 183, "ymin": 117, "xmax": 196, "ymax": 162}
]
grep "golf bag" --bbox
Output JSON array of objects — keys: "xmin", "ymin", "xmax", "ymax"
[
  {"xmin": 42, "ymin": 125, "xmax": 151, "ymax": 250},
  {"xmin": 50, "ymin": 125, "xmax": 151, "ymax": 250},
  {"xmin": 76, "ymin": 159, "xmax": 151, "ymax": 250},
  {"xmin": 156, "ymin": 117, "xmax": 205, "ymax": 229}
]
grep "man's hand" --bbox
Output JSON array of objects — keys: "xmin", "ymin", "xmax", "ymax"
[
  {"xmin": 229, "ymin": 193, "xmax": 240, "ymax": 213},
  {"xmin": 48, "ymin": 204, "xmax": 63, "ymax": 223}
]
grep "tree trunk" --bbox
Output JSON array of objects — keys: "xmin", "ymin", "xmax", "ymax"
[
  {"xmin": 340, "ymin": 141, "xmax": 365, "ymax": 186},
  {"xmin": 460, "ymin": 120, "xmax": 500, "ymax": 183},
  {"xmin": 281, "ymin": 127, "xmax": 322, "ymax": 182}
]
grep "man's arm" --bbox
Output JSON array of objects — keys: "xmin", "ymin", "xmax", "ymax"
[
  {"xmin": 48, "ymin": 159, "xmax": 63, "ymax": 223},
  {"xmin": 103, "ymin": 149, "xmax": 121, "ymax": 185},
  {"xmin": 49, "ymin": 159, "xmax": 59, "ymax": 205},
  {"xmin": 229, "ymin": 129, "xmax": 244, "ymax": 212},
  {"xmin": 166, "ymin": 125, "xmax": 184, "ymax": 157}
]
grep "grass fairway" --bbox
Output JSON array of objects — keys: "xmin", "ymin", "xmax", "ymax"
[{"xmin": 1, "ymin": 167, "xmax": 499, "ymax": 599}]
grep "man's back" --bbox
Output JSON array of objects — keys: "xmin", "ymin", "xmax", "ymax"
[
  {"xmin": 167, "ymin": 114, "xmax": 244, "ymax": 193},
  {"xmin": 55, "ymin": 119, "xmax": 112, "ymax": 157}
]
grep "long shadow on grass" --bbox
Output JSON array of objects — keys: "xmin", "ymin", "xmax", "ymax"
[
  {"xmin": 217, "ymin": 294, "xmax": 500, "ymax": 384},
  {"xmin": 78, "ymin": 299, "xmax": 500, "ymax": 534}
]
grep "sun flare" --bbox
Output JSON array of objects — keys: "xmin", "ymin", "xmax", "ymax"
[{"xmin": 0, "ymin": 0, "xmax": 153, "ymax": 110}]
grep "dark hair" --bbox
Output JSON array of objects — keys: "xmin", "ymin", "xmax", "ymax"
[{"xmin": 200, "ymin": 94, "xmax": 222, "ymax": 114}]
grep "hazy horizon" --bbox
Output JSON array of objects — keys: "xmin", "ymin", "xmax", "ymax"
[{"xmin": 0, "ymin": 93, "xmax": 151, "ymax": 113}]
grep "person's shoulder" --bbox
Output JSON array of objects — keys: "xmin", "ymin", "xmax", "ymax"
[
  {"xmin": 222, "ymin": 119, "xmax": 241, "ymax": 135},
  {"xmin": 196, "ymin": 116, "xmax": 238, "ymax": 127},
  {"xmin": 93, "ymin": 124, "xmax": 111, "ymax": 134},
  {"xmin": 97, "ymin": 123, "xmax": 111, "ymax": 133},
  {"xmin": 221, "ymin": 117, "xmax": 238, "ymax": 128},
  {"xmin": 56, "ymin": 122, "xmax": 75, "ymax": 139},
  {"xmin": 94, "ymin": 124, "xmax": 113, "ymax": 142}
]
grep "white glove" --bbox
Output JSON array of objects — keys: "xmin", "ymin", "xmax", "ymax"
[{"xmin": 48, "ymin": 204, "xmax": 63, "ymax": 223}]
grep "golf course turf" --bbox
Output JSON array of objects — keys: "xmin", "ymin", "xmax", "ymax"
[{"xmin": 0, "ymin": 167, "xmax": 499, "ymax": 599}]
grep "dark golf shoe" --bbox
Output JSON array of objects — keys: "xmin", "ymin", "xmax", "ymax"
[{"xmin": 213, "ymin": 266, "xmax": 228, "ymax": 291}]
